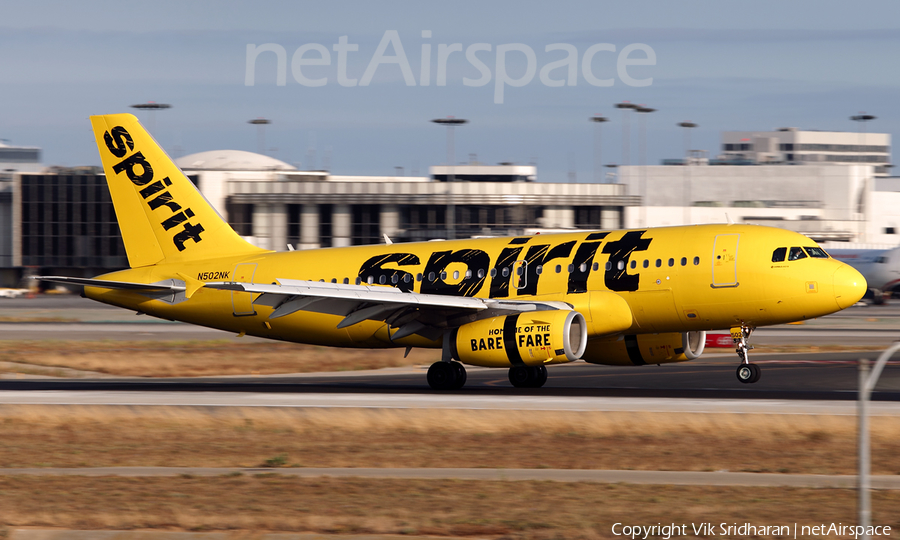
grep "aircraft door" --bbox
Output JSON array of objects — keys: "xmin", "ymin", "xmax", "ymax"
[
  {"xmin": 231, "ymin": 262, "xmax": 258, "ymax": 316},
  {"xmin": 711, "ymin": 234, "xmax": 740, "ymax": 288}
]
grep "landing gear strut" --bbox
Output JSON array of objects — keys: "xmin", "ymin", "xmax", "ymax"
[
  {"xmin": 508, "ymin": 365, "xmax": 548, "ymax": 388},
  {"xmin": 732, "ymin": 324, "xmax": 761, "ymax": 384},
  {"xmin": 427, "ymin": 361, "xmax": 467, "ymax": 390}
]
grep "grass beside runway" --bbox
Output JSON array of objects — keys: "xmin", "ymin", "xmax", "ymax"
[
  {"xmin": 0, "ymin": 339, "xmax": 890, "ymax": 378},
  {"xmin": 0, "ymin": 405, "xmax": 897, "ymax": 475},
  {"xmin": 0, "ymin": 340, "xmax": 442, "ymax": 377},
  {"xmin": 0, "ymin": 476, "xmax": 898, "ymax": 538}
]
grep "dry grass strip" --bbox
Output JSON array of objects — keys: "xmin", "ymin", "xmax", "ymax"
[
  {"xmin": 0, "ymin": 476, "xmax": 898, "ymax": 538},
  {"xmin": 0, "ymin": 405, "xmax": 897, "ymax": 475},
  {"xmin": 0, "ymin": 340, "xmax": 439, "ymax": 377}
]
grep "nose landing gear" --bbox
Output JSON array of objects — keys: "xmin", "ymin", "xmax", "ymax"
[{"xmin": 732, "ymin": 325, "xmax": 761, "ymax": 384}]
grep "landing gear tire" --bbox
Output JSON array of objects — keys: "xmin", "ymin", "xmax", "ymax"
[
  {"xmin": 450, "ymin": 361, "xmax": 467, "ymax": 389},
  {"xmin": 736, "ymin": 363, "xmax": 761, "ymax": 384},
  {"xmin": 427, "ymin": 361, "xmax": 457, "ymax": 390},
  {"xmin": 508, "ymin": 365, "xmax": 548, "ymax": 388}
]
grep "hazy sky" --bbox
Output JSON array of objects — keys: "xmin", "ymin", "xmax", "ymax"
[{"xmin": 1, "ymin": 0, "xmax": 898, "ymax": 181}]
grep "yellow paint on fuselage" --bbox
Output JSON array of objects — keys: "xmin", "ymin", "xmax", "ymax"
[{"xmin": 87, "ymin": 223, "xmax": 865, "ymax": 350}]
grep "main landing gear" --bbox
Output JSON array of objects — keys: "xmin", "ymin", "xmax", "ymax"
[
  {"xmin": 508, "ymin": 365, "xmax": 548, "ymax": 388},
  {"xmin": 427, "ymin": 361, "xmax": 467, "ymax": 390},
  {"xmin": 732, "ymin": 324, "xmax": 761, "ymax": 384}
]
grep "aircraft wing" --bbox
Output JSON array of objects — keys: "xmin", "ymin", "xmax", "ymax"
[{"xmin": 204, "ymin": 279, "xmax": 571, "ymax": 341}]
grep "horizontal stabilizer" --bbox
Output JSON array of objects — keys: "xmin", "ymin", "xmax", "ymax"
[{"xmin": 34, "ymin": 276, "xmax": 186, "ymax": 292}]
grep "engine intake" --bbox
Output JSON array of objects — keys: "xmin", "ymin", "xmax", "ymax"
[{"xmin": 452, "ymin": 310, "xmax": 587, "ymax": 368}]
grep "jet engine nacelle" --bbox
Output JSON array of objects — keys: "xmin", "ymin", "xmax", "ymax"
[
  {"xmin": 451, "ymin": 310, "xmax": 587, "ymax": 368},
  {"xmin": 581, "ymin": 331, "xmax": 706, "ymax": 366}
]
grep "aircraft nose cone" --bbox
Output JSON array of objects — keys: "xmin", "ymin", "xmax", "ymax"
[{"xmin": 834, "ymin": 264, "xmax": 867, "ymax": 310}]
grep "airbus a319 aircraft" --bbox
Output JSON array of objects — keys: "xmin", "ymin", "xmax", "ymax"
[{"xmin": 38, "ymin": 114, "xmax": 868, "ymax": 389}]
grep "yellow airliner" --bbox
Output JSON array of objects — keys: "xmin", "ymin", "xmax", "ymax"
[{"xmin": 39, "ymin": 114, "xmax": 867, "ymax": 389}]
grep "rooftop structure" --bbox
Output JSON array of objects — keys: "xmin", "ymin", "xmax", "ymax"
[{"xmin": 720, "ymin": 128, "xmax": 891, "ymax": 175}]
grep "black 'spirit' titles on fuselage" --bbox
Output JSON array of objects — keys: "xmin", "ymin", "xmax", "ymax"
[
  {"xmin": 602, "ymin": 230, "xmax": 651, "ymax": 292},
  {"xmin": 358, "ymin": 253, "xmax": 420, "ymax": 292},
  {"xmin": 421, "ymin": 249, "xmax": 491, "ymax": 296},
  {"xmin": 355, "ymin": 230, "xmax": 654, "ymax": 299},
  {"xmin": 104, "ymin": 126, "xmax": 205, "ymax": 252}
]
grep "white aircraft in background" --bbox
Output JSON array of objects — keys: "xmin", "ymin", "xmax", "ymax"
[{"xmin": 830, "ymin": 246, "xmax": 900, "ymax": 304}]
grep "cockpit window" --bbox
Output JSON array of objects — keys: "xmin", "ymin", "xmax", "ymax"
[
  {"xmin": 788, "ymin": 247, "xmax": 807, "ymax": 261},
  {"xmin": 875, "ymin": 256, "xmax": 888, "ymax": 264},
  {"xmin": 771, "ymin": 247, "xmax": 786, "ymax": 262},
  {"xmin": 803, "ymin": 247, "xmax": 829, "ymax": 259}
]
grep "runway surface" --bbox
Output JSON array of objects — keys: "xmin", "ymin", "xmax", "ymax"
[
  {"xmin": 1, "ymin": 466, "xmax": 898, "ymax": 489},
  {"xmin": 2, "ymin": 295, "xmax": 900, "ymax": 403}
]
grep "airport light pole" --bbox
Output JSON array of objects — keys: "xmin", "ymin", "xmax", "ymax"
[
  {"xmin": 851, "ymin": 113, "xmax": 876, "ymax": 241},
  {"xmin": 615, "ymin": 102, "xmax": 637, "ymax": 220},
  {"xmin": 130, "ymin": 102, "xmax": 171, "ymax": 137},
  {"xmin": 248, "ymin": 118, "xmax": 272, "ymax": 156},
  {"xmin": 589, "ymin": 115, "xmax": 608, "ymax": 183},
  {"xmin": 679, "ymin": 122, "xmax": 698, "ymax": 225},
  {"xmin": 431, "ymin": 117, "xmax": 468, "ymax": 240},
  {"xmin": 635, "ymin": 106, "xmax": 655, "ymax": 227}
]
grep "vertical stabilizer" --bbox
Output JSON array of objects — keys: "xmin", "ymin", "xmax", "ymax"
[{"xmin": 90, "ymin": 114, "xmax": 266, "ymax": 267}]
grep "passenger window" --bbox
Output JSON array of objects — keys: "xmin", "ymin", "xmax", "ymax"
[
  {"xmin": 477, "ymin": 269, "xmax": 485, "ymax": 279},
  {"xmin": 668, "ymin": 258, "xmax": 674, "ymax": 267},
  {"xmin": 379, "ymin": 275, "xmax": 386, "ymax": 284},
  {"xmin": 391, "ymin": 274, "xmax": 399, "ymax": 284},
  {"xmin": 331, "ymin": 278, "xmax": 337, "ymax": 283},
  {"xmin": 568, "ymin": 264, "xmax": 574, "ymax": 272},
  {"xmin": 343, "ymin": 277, "xmax": 349, "ymax": 284},
  {"xmin": 440, "ymin": 271, "xmax": 447, "ymax": 280},
  {"xmin": 804, "ymin": 247, "xmax": 829, "ymax": 259},
  {"xmin": 788, "ymin": 247, "xmax": 807, "ymax": 261},
  {"xmin": 643, "ymin": 260, "xmax": 649, "ymax": 268},
  {"xmin": 428, "ymin": 272, "xmax": 435, "ymax": 281},
  {"xmin": 416, "ymin": 273, "xmax": 423, "ymax": 282},
  {"xmin": 606, "ymin": 262, "xmax": 612, "ymax": 271},
  {"xmin": 579, "ymin": 263, "xmax": 587, "ymax": 272},
  {"xmin": 501, "ymin": 267, "xmax": 509, "ymax": 278},
  {"xmin": 453, "ymin": 270, "xmax": 459, "ymax": 280},
  {"xmin": 536, "ymin": 265, "xmax": 543, "ymax": 275},
  {"xmin": 617, "ymin": 261, "xmax": 625, "ymax": 271},
  {"xmin": 771, "ymin": 247, "xmax": 787, "ymax": 262},
  {"xmin": 355, "ymin": 277, "xmax": 362, "ymax": 285},
  {"xmin": 655, "ymin": 259, "xmax": 662, "ymax": 268},
  {"xmin": 630, "ymin": 260, "xmax": 637, "ymax": 269},
  {"xmin": 693, "ymin": 256, "xmax": 700, "ymax": 265},
  {"xmin": 681, "ymin": 257, "xmax": 687, "ymax": 266},
  {"xmin": 593, "ymin": 262, "xmax": 599, "ymax": 271},
  {"xmin": 464, "ymin": 270, "xmax": 471, "ymax": 279},
  {"xmin": 490, "ymin": 268, "xmax": 497, "ymax": 278},
  {"xmin": 556, "ymin": 265, "xmax": 562, "ymax": 273},
  {"xmin": 403, "ymin": 275, "xmax": 410, "ymax": 283},
  {"xmin": 516, "ymin": 266, "xmax": 524, "ymax": 276}
]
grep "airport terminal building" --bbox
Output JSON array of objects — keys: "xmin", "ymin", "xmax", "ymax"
[{"xmin": 0, "ymin": 153, "xmax": 635, "ymax": 285}]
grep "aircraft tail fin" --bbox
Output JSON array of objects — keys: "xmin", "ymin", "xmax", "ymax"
[{"xmin": 90, "ymin": 114, "xmax": 266, "ymax": 267}]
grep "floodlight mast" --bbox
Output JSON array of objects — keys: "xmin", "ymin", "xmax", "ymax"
[
  {"xmin": 678, "ymin": 122, "xmax": 698, "ymax": 225},
  {"xmin": 589, "ymin": 115, "xmax": 608, "ymax": 183},
  {"xmin": 431, "ymin": 117, "xmax": 468, "ymax": 240},
  {"xmin": 130, "ymin": 102, "xmax": 171, "ymax": 137},
  {"xmin": 248, "ymin": 118, "xmax": 272, "ymax": 156}
]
